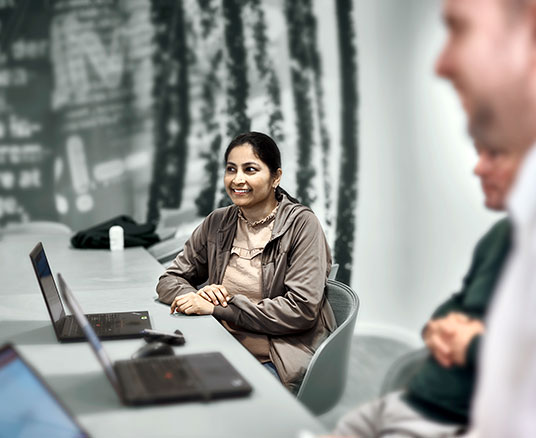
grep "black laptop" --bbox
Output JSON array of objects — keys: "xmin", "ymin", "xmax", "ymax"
[
  {"xmin": 29, "ymin": 242, "xmax": 152, "ymax": 342},
  {"xmin": 0, "ymin": 343, "xmax": 89, "ymax": 437},
  {"xmin": 58, "ymin": 273, "xmax": 253, "ymax": 406}
]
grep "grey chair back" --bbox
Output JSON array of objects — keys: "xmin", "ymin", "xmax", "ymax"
[
  {"xmin": 147, "ymin": 234, "xmax": 189, "ymax": 267},
  {"xmin": 297, "ymin": 279, "xmax": 359, "ymax": 415},
  {"xmin": 2, "ymin": 221, "xmax": 72, "ymax": 235},
  {"xmin": 150, "ymin": 210, "xmax": 203, "ymax": 267},
  {"xmin": 379, "ymin": 347, "xmax": 428, "ymax": 396},
  {"xmin": 328, "ymin": 263, "xmax": 339, "ymax": 280}
]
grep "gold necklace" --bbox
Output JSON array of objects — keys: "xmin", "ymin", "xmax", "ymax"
[{"xmin": 238, "ymin": 203, "xmax": 279, "ymax": 227}]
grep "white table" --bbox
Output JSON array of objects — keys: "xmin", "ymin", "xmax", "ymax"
[{"xmin": 0, "ymin": 233, "xmax": 326, "ymax": 437}]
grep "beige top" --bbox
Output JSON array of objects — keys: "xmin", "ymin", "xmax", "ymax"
[{"xmin": 221, "ymin": 206, "xmax": 278, "ymax": 363}]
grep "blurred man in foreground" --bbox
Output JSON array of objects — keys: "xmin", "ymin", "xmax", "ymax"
[
  {"xmin": 436, "ymin": 0, "xmax": 536, "ymax": 436},
  {"xmin": 334, "ymin": 0, "xmax": 536, "ymax": 435}
]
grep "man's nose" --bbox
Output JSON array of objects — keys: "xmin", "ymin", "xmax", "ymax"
[
  {"xmin": 474, "ymin": 155, "xmax": 489, "ymax": 176},
  {"xmin": 435, "ymin": 44, "xmax": 452, "ymax": 79}
]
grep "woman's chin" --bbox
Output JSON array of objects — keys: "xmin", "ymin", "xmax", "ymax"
[{"xmin": 230, "ymin": 197, "xmax": 250, "ymax": 208}]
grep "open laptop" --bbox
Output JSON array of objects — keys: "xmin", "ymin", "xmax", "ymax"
[
  {"xmin": 29, "ymin": 242, "xmax": 152, "ymax": 342},
  {"xmin": 58, "ymin": 273, "xmax": 252, "ymax": 405},
  {"xmin": 0, "ymin": 343, "xmax": 89, "ymax": 437}
]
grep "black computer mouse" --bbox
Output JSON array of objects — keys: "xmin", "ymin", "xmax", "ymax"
[{"xmin": 131, "ymin": 341, "xmax": 174, "ymax": 360}]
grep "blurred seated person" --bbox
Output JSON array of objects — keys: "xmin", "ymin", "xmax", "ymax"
[
  {"xmin": 333, "ymin": 141, "xmax": 522, "ymax": 437},
  {"xmin": 156, "ymin": 132, "xmax": 336, "ymax": 392}
]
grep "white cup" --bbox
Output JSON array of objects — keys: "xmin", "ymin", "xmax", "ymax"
[{"xmin": 109, "ymin": 225, "xmax": 124, "ymax": 251}]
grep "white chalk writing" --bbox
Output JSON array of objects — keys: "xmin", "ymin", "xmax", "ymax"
[{"xmin": 0, "ymin": 144, "xmax": 44, "ymax": 164}]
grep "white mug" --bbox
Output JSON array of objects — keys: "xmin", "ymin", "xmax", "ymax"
[{"xmin": 109, "ymin": 225, "xmax": 124, "ymax": 251}]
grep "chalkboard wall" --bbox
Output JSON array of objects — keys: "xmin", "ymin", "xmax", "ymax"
[
  {"xmin": 0, "ymin": 0, "xmax": 359, "ymax": 283},
  {"xmin": 0, "ymin": 0, "xmax": 153, "ymax": 230}
]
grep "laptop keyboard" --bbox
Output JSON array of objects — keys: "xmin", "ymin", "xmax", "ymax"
[
  {"xmin": 122, "ymin": 357, "xmax": 198, "ymax": 393},
  {"xmin": 89, "ymin": 313, "xmax": 124, "ymax": 334},
  {"xmin": 65, "ymin": 313, "xmax": 124, "ymax": 336}
]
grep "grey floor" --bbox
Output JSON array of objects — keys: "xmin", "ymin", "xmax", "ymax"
[{"xmin": 317, "ymin": 334, "xmax": 414, "ymax": 431}]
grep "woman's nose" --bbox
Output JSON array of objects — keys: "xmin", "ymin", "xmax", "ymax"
[{"xmin": 233, "ymin": 172, "xmax": 246, "ymax": 184}]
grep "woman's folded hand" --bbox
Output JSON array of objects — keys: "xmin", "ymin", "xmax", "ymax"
[
  {"xmin": 171, "ymin": 292, "xmax": 215, "ymax": 315},
  {"xmin": 197, "ymin": 284, "xmax": 230, "ymax": 307}
]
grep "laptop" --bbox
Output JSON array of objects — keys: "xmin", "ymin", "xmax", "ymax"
[
  {"xmin": 0, "ymin": 343, "xmax": 89, "ymax": 437},
  {"xmin": 29, "ymin": 242, "xmax": 152, "ymax": 342},
  {"xmin": 58, "ymin": 273, "xmax": 253, "ymax": 405}
]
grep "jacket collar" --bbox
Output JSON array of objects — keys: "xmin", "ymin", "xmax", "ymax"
[
  {"xmin": 272, "ymin": 195, "xmax": 312, "ymax": 240},
  {"xmin": 216, "ymin": 194, "xmax": 311, "ymax": 243}
]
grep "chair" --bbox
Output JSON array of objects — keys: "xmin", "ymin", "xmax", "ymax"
[
  {"xmin": 147, "ymin": 234, "xmax": 189, "ymax": 267},
  {"xmin": 2, "ymin": 221, "xmax": 72, "ymax": 235},
  {"xmin": 328, "ymin": 263, "xmax": 339, "ymax": 280},
  {"xmin": 296, "ymin": 279, "xmax": 359, "ymax": 416},
  {"xmin": 379, "ymin": 347, "xmax": 428, "ymax": 396},
  {"xmin": 150, "ymin": 208, "xmax": 203, "ymax": 267}
]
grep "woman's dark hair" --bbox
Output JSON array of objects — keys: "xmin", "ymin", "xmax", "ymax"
[{"xmin": 224, "ymin": 132, "xmax": 299, "ymax": 203}]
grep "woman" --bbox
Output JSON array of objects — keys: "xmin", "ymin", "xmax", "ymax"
[{"xmin": 156, "ymin": 131, "xmax": 336, "ymax": 393}]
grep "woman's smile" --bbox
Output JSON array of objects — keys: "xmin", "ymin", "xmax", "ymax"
[{"xmin": 231, "ymin": 188, "xmax": 251, "ymax": 195}]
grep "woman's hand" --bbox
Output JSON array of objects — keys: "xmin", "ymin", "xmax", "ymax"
[
  {"xmin": 197, "ymin": 284, "xmax": 230, "ymax": 307},
  {"xmin": 171, "ymin": 292, "xmax": 215, "ymax": 315}
]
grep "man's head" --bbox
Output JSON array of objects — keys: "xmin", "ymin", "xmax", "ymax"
[
  {"xmin": 473, "ymin": 142, "xmax": 525, "ymax": 210},
  {"xmin": 436, "ymin": 0, "xmax": 536, "ymax": 153}
]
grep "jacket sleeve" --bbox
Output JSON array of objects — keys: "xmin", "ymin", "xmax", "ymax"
[
  {"xmin": 422, "ymin": 231, "xmax": 487, "ymax": 328},
  {"xmin": 213, "ymin": 211, "xmax": 330, "ymax": 335},
  {"xmin": 155, "ymin": 218, "xmax": 210, "ymax": 304},
  {"xmin": 465, "ymin": 334, "xmax": 481, "ymax": 368},
  {"xmin": 428, "ymin": 218, "xmax": 510, "ymax": 323},
  {"xmin": 420, "ymin": 262, "xmax": 478, "ymax": 339},
  {"xmin": 421, "ymin": 222, "xmax": 505, "ymax": 363}
]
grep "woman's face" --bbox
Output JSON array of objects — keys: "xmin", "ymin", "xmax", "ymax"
[{"xmin": 224, "ymin": 144, "xmax": 281, "ymax": 212}]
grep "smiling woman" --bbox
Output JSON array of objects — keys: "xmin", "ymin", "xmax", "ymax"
[
  {"xmin": 156, "ymin": 131, "xmax": 336, "ymax": 393},
  {"xmin": 224, "ymin": 142, "xmax": 281, "ymax": 218}
]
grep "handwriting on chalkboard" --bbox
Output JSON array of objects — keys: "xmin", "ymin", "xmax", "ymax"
[
  {"xmin": 0, "ymin": 0, "xmax": 53, "ymax": 226},
  {"xmin": 1, "ymin": 0, "xmax": 153, "ymax": 228}
]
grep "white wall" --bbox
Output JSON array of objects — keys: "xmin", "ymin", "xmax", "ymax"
[{"xmin": 353, "ymin": 0, "xmax": 502, "ymax": 345}]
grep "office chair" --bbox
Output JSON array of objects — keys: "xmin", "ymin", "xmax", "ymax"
[
  {"xmin": 2, "ymin": 221, "xmax": 72, "ymax": 235},
  {"xmin": 147, "ymin": 234, "xmax": 189, "ymax": 267},
  {"xmin": 379, "ymin": 347, "xmax": 428, "ymax": 396},
  {"xmin": 328, "ymin": 263, "xmax": 339, "ymax": 280},
  {"xmin": 297, "ymin": 279, "xmax": 359, "ymax": 416},
  {"xmin": 150, "ymin": 208, "xmax": 203, "ymax": 267}
]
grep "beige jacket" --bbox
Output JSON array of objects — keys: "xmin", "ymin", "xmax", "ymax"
[{"xmin": 156, "ymin": 195, "xmax": 336, "ymax": 392}]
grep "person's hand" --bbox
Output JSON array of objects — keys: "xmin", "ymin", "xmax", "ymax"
[
  {"xmin": 448, "ymin": 318, "xmax": 484, "ymax": 366},
  {"xmin": 171, "ymin": 292, "xmax": 215, "ymax": 315},
  {"xmin": 424, "ymin": 313, "xmax": 460, "ymax": 367},
  {"xmin": 197, "ymin": 284, "xmax": 230, "ymax": 307},
  {"xmin": 424, "ymin": 312, "xmax": 484, "ymax": 367}
]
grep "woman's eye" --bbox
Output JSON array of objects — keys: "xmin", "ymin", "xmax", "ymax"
[
  {"xmin": 226, "ymin": 166, "xmax": 235, "ymax": 173},
  {"xmin": 246, "ymin": 167, "xmax": 257, "ymax": 173}
]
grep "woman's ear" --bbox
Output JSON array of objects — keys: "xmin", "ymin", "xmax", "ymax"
[{"xmin": 273, "ymin": 168, "xmax": 282, "ymax": 188}]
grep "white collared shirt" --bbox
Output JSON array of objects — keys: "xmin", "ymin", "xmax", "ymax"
[{"xmin": 470, "ymin": 144, "xmax": 536, "ymax": 438}]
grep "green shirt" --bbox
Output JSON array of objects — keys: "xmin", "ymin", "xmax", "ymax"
[{"xmin": 405, "ymin": 218, "xmax": 511, "ymax": 425}]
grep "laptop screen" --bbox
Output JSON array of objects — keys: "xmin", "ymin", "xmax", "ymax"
[
  {"xmin": 57, "ymin": 273, "xmax": 121, "ymax": 395},
  {"xmin": 29, "ymin": 242, "xmax": 66, "ymax": 329},
  {"xmin": 0, "ymin": 344, "xmax": 88, "ymax": 437}
]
